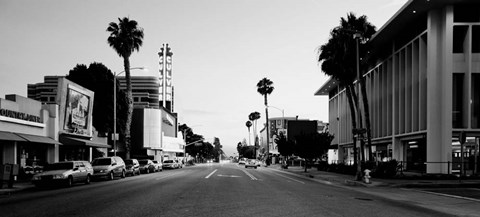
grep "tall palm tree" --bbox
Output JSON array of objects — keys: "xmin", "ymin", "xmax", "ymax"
[
  {"xmin": 318, "ymin": 12, "xmax": 375, "ymax": 180},
  {"xmin": 246, "ymin": 120, "xmax": 252, "ymax": 146},
  {"xmin": 249, "ymin": 111, "xmax": 261, "ymax": 158},
  {"xmin": 107, "ymin": 17, "xmax": 144, "ymax": 159},
  {"xmin": 257, "ymin": 78, "xmax": 274, "ymax": 165}
]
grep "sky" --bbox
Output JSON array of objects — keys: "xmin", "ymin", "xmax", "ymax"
[{"xmin": 0, "ymin": 0, "xmax": 408, "ymax": 156}]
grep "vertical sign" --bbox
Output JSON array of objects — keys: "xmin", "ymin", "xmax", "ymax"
[
  {"xmin": 158, "ymin": 46, "xmax": 165, "ymax": 102},
  {"xmin": 165, "ymin": 44, "xmax": 173, "ymax": 103}
]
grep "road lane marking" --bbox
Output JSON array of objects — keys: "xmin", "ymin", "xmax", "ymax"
[
  {"xmin": 217, "ymin": 174, "xmax": 241, "ymax": 178},
  {"xmin": 242, "ymin": 170, "xmax": 258, "ymax": 180},
  {"xmin": 205, "ymin": 169, "xmax": 218, "ymax": 179}
]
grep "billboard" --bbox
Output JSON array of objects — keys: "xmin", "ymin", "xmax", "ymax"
[{"xmin": 56, "ymin": 78, "xmax": 94, "ymax": 137}]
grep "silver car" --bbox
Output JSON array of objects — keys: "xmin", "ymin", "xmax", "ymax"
[
  {"xmin": 91, "ymin": 157, "xmax": 126, "ymax": 180},
  {"xmin": 32, "ymin": 161, "xmax": 93, "ymax": 187}
]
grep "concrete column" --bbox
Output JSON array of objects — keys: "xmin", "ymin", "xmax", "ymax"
[{"xmin": 426, "ymin": 7, "xmax": 453, "ymax": 174}]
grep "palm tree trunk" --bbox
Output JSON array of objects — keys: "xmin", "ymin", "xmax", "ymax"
[
  {"xmin": 346, "ymin": 85, "xmax": 361, "ymax": 180},
  {"xmin": 360, "ymin": 76, "xmax": 373, "ymax": 161},
  {"xmin": 124, "ymin": 57, "xmax": 133, "ymax": 159},
  {"xmin": 264, "ymin": 94, "xmax": 270, "ymax": 166}
]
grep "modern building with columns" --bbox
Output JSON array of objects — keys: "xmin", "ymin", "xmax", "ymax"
[{"xmin": 316, "ymin": 0, "xmax": 480, "ymax": 174}]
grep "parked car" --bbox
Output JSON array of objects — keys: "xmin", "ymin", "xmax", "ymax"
[
  {"xmin": 152, "ymin": 160, "xmax": 163, "ymax": 172},
  {"xmin": 162, "ymin": 159, "xmax": 178, "ymax": 169},
  {"xmin": 124, "ymin": 159, "xmax": 140, "ymax": 176},
  {"xmin": 32, "ymin": 161, "xmax": 93, "ymax": 187},
  {"xmin": 138, "ymin": 159, "xmax": 155, "ymax": 174},
  {"xmin": 91, "ymin": 157, "xmax": 126, "ymax": 180},
  {"xmin": 245, "ymin": 159, "xmax": 258, "ymax": 169},
  {"xmin": 238, "ymin": 158, "xmax": 246, "ymax": 165}
]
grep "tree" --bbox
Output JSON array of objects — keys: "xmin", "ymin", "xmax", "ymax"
[
  {"xmin": 66, "ymin": 62, "xmax": 128, "ymax": 137},
  {"xmin": 294, "ymin": 132, "xmax": 334, "ymax": 172},
  {"xmin": 317, "ymin": 12, "xmax": 375, "ymax": 180},
  {"xmin": 275, "ymin": 132, "xmax": 294, "ymax": 162},
  {"xmin": 107, "ymin": 17, "xmax": 144, "ymax": 159},
  {"xmin": 245, "ymin": 121, "xmax": 252, "ymax": 146},
  {"xmin": 248, "ymin": 111, "xmax": 261, "ymax": 158},
  {"xmin": 257, "ymin": 78, "xmax": 274, "ymax": 165}
]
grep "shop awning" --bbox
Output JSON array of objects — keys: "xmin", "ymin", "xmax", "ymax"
[
  {"xmin": 15, "ymin": 133, "xmax": 61, "ymax": 145},
  {"xmin": 0, "ymin": 131, "xmax": 27, "ymax": 142},
  {"xmin": 60, "ymin": 136, "xmax": 111, "ymax": 148}
]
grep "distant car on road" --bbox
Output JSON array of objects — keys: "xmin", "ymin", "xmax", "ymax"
[
  {"xmin": 245, "ymin": 159, "xmax": 258, "ymax": 169},
  {"xmin": 152, "ymin": 160, "xmax": 163, "ymax": 172},
  {"xmin": 91, "ymin": 157, "xmax": 126, "ymax": 180},
  {"xmin": 32, "ymin": 161, "xmax": 93, "ymax": 187},
  {"xmin": 124, "ymin": 159, "xmax": 140, "ymax": 176},
  {"xmin": 138, "ymin": 159, "xmax": 155, "ymax": 174},
  {"xmin": 238, "ymin": 158, "xmax": 246, "ymax": 165},
  {"xmin": 162, "ymin": 159, "xmax": 178, "ymax": 169}
]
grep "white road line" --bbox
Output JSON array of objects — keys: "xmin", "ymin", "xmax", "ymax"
[
  {"xmin": 241, "ymin": 170, "xmax": 258, "ymax": 180},
  {"xmin": 205, "ymin": 169, "xmax": 218, "ymax": 179}
]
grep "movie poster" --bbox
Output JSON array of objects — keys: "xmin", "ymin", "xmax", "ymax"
[{"xmin": 64, "ymin": 86, "xmax": 90, "ymax": 134}]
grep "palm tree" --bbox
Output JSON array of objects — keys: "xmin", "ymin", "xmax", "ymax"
[
  {"xmin": 257, "ymin": 78, "xmax": 274, "ymax": 165},
  {"xmin": 246, "ymin": 121, "xmax": 252, "ymax": 146},
  {"xmin": 249, "ymin": 111, "xmax": 261, "ymax": 158},
  {"xmin": 318, "ymin": 12, "xmax": 375, "ymax": 180},
  {"xmin": 107, "ymin": 17, "xmax": 144, "ymax": 159}
]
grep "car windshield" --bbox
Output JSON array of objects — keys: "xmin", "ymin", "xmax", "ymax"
[
  {"xmin": 138, "ymin": 160, "xmax": 148, "ymax": 165},
  {"xmin": 152, "ymin": 161, "xmax": 158, "ymax": 163},
  {"xmin": 91, "ymin": 158, "xmax": 111, "ymax": 166},
  {"xmin": 163, "ymin": 160, "xmax": 174, "ymax": 163},
  {"xmin": 44, "ymin": 162, "xmax": 74, "ymax": 171},
  {"xmin": 124, "ymin": 160, "xmax": 133, "ymax": 164}
]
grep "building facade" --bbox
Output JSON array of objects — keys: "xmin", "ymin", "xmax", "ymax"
[{"xmin": 315, "ymin": 0, "xmax": 480, "ymax": 174}]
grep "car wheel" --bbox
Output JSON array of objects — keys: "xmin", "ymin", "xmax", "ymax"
[
  {"xmin": 121, "ymin": 170, "xmax": 126, "ymax": 178},
  {"xmin": 108, "ymin": 171, "xmax": 114, "ymax": 180},
  {"xmin": 85, "ymin": 175, "xmax": 91, "ymax": 184},
  {"xmin": 67, "ymin": 176, "xmax": 73, "ymax": 187}
]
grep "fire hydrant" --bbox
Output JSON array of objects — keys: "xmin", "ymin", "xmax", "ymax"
[{"xmin": 363, "ymin": 169, "xmax": 371, "ymax": 184}]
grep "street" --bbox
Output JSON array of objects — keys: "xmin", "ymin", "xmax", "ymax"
[{"xmin": 0, "ymin": 163, "xmax": 455, "ymax": 217}]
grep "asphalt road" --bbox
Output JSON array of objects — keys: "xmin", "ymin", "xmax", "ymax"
[{"xmin": 0, "ymin": 163, "xmax": 452, "ymax": 217}]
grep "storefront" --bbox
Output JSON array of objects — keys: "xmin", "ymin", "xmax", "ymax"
[
  {"xmin": 0, "ymin": 94, "xmax": 60, "ymax": 180},
  {"xmin": 55, "ymin": 78, "xmax": 110, "ymax": 162}
]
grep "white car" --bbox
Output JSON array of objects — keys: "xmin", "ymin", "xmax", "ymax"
[{"xmin": 238, "ymin": 158, "xmax": 246, "ymax": 165}]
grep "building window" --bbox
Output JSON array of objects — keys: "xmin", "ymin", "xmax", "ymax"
[
  {"xmin": 453, "ymin": 26, "xmax": 468, "ymax": 53},
  {"xmin": 454, "ymin": 5, "xmax": 480, "ymax": 23},
  {"xmin": 453, "ymin": 73, "xmax": 465, "ymax": 128},
  {"xmin": 472, "ymin": 26, "xmax": 480, "ymax": 53},
  {"xmin": 472, "ymin": 74, "xmax": 480, "ymax": 128}
]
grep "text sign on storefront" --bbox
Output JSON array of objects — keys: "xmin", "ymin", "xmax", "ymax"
[{"xmin": 0, "ymin": 108, "xmax": 45, "ymax": 127}]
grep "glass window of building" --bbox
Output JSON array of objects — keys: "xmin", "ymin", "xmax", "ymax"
[
  {"xmin": 453, "ymin": 26, "xmax": 468, "ymax": 53},
  {"xmin": 472, "ymin": 26, "xmax": 480, "ymax": 53},
  {"xmin": 472, "ymin": 74, "xmax": 480, "ymax": 128},
  {"xmin": 454, "ymin": 5, "xmax": 480, "ymax": 23},
  {"xmin": 453, "ymin": 73, "xmax": 465, "ymax": 128}
]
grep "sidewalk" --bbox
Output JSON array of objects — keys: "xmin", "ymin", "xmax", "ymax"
[
  {"xmin": 0, "ymin": 181, "xmax": 34, "ymax": 195},
  {"xmin": 265, "ymin": 164, "xmax": 480, "ymax": 216},
  {"xmin": 265, "ymin": 164, "xmax": 480, "ymax": 188}
]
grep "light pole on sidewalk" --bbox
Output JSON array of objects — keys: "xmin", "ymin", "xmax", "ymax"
[{"xmin": 113, "ymin": 67, "xmax": 145, "ymax": 156}]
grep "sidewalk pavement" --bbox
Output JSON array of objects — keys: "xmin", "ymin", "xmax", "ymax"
[
  {"xmin": 265, "ymin": 164, "xmax": 480, "ymax": 188},
  {"xmin": 0, "ymin": 181, "xmax": 34, "ymax": 195},
  {"xmin": 265, "ymin": 164, "xmax": 480, "ymax": 216}
]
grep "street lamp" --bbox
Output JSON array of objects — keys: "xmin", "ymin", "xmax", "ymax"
[
  {"xmin": 353, "ymin": 32, "xmax": 364, "ymax": 180},
  {"xmin": 266, "ymin": 105, "xmax": 284, "ymax": 119},
  {"xmin": 113, "ymin": 67, "xmax": 145, "ymax": 156}
]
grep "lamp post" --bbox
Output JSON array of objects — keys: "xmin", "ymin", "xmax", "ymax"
[
  {"xmin": 113, "ymin": 67, "xmax": 145, "ymax": 156},
  {"xmin": 353, "ymin": 32, "xmax": 364, "ymax": 181}
]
